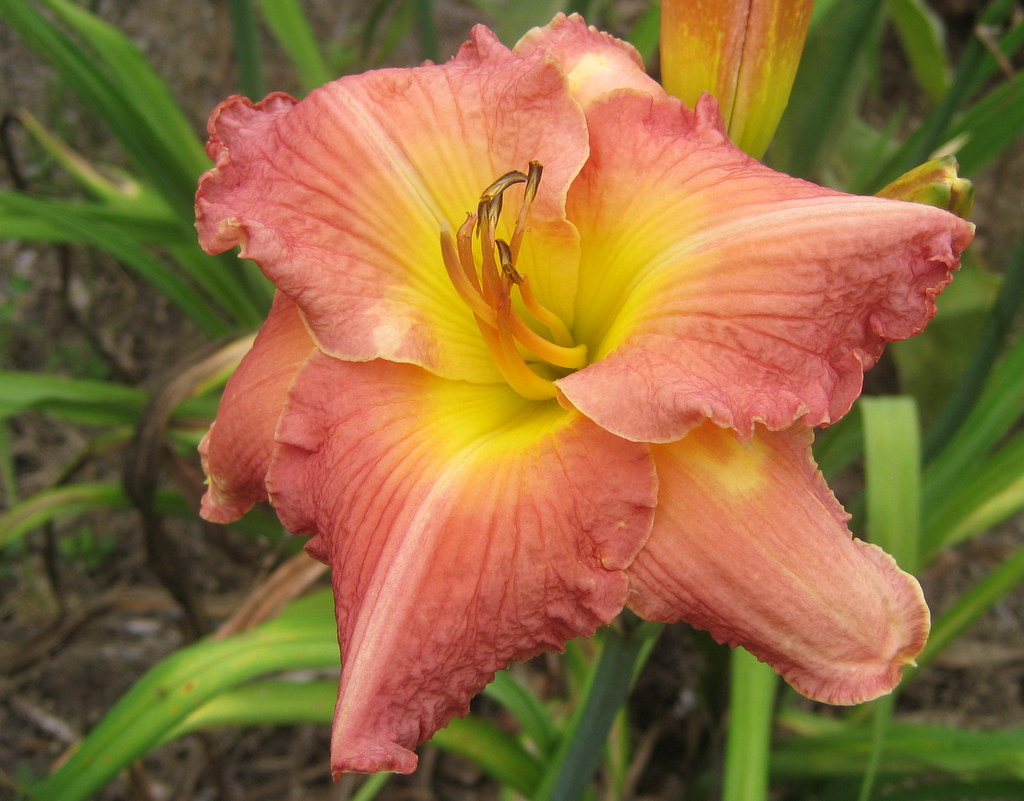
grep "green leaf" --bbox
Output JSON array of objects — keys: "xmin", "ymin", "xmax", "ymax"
[
  {"xmin": 861, "ymin": 396, "xmax": 921, "ymax": 571},
  {"xmin": 924, "ymin": 430, "xmax": 1024, "ymax": 555},
  {"xmin": 256, "ymin": 0, "xmax": 334, "ymax": 92},
  {"xmin": 484, "ymin": 670, "xmax": 560, "ymax": 754},
  {"xmin": 923, "ymin": 332, "xmax": 1024, "ymax": 525},
  {"xmin": 887, "ymin": 0, "xmax": 951, "ymax": 104},
  {"xmin": 722, "ymin": 648, "xmax": 777, "ymax": 801},
  {"xmin": 25, "ymin": 591, "xmax": 339, "ymax": 801},
  {"xmin": 433, "ymin": 717, "xmax": 543, "ymax": 797},
  {"xmin": 770, "ymin": 0, "xmax": 886, "ymax": 179},
  {"xmin": 923, "ymin": 232, "xmax": 1024, "ymax": 464},
  {"xmin": 0, "ymin": 0, "xmax": 206, "ymax": 216},
  {"xmin": 916, "ymin": 543, "xmax": 1024, "ymax": 672},
  {"xmin": 0, "ymin": 370, "xmax": 215, "ymax": 425},
  {"xmin": 948, "ymin": 70, "xmax": 1024, "ymax": 175},
  {"xmin": 531, "ymin": 621, "xmax": 662, "ymax": 801},
  {"xmin": 0, "ymin": 482, "xmax": 185, "ymax": 551},
  {"xmin": 773, "ymin": 721, "xmax": 1024, "ymax": 780},
  {"xmin": 0, "ymin": 191, "xmax": 230, "ymax": 335},
  {"xmin": 229, "ymin": 0, "xmax": 265, "ymax": 99},
  {"xmin": 863, "ymin": 0, "xmax": 1022, "ymax": 191},
  {"xmin": 0, "ymin": 192, "xmax": 183, "ymax": 244},
  {"xmin": 467, "ymin": 0, "xmax": 569, "ymax": 45}
]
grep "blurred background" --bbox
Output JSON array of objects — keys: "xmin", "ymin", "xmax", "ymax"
[{"xmin": 2, "ymin": 1, "xmax": 1023, "ymax": 799}]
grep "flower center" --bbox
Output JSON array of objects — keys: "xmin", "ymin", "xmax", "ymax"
[{"xmin": 440, "ymin": 161, "xmax": 586, "ymax": 400}]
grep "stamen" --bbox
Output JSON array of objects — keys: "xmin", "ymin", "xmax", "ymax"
[
  {"xmin": 444, "ymin": 230, "xmax": 585, "ymax": 368},
  {"xmin": 494, "ymin": 275, "xmax": 558, "ymax": 401},
  {"xmin": 440, "ymin": 224, "xmax": 493, "ymax": 322},
  {"xmin": 439, "ymin": 161, "xmax": 588, "ymax": 399},
  {"xmin": 456, "ymin": 214, "xmax": 482, "ymax": 294},
  {"xmin": 517, "ymin": 275, "xmax": 576, "ymax": 349},
  {"xmin": 510, "ymin": 161, "xmax": 542, "ymax": 262},
  {"xmin": 496, "ymin": 240, "xmax": 585, "ymax": 367}
]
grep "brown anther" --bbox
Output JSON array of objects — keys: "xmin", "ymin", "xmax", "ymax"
[
  {"xmin": 477, "ymin": 170, "xmax": 527, "ymax": 237},
  {"xmin": 496, "ymin": 240, "xmax": 522, "ymax": 283}
]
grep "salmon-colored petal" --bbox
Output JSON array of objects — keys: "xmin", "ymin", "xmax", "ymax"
[
  {"xmin": 660, "ymin": 0, "xmax": 813, "ymax": 158},
  {"xmin": 195, "ymin": 28, "xmax": 587, "ymax": 383},
  {"xmin": 558, "ymin": 92, "xmax": 974, "ymax": 442},
  {"xmin": 628, "ymin": 423, "xmax": 929, "ymax": 705},
  {"xmin": 514, "ymin": 13, "xmax": 664, "ymax": 109},
  {"xmin": 266, "ymin": 355, "xmax": 656, "ymax": 775},
  {"xmin": 199, "ymin": 293, "xmax": 315, "ymax": 523}
]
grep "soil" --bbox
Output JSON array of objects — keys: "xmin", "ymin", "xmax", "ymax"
[{"xmin": 1, "ymin": 2, "xmax": 1023, "ymax": 801}]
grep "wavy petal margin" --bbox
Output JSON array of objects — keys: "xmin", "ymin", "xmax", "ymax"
[
  {"xmin": 628, "ymin": 423, "xmax": 929, "ymax": 705},
  {"xmin": 559, "ymin": 92, "xmax": 974, "ymax": 442},
  {"xmin": 515, "ymin": 13, "xmax": 664, "ymax": 109},
  {"xmin": 196, "ymin": 31, "xmax": 587, "ymax": 383},
  {"xmin": 266, "ymin": 356, "xmax": 657, "ymax": 774},
  {"xmin": 199, "ymin": 293, "xmax": 314, "ymax": 522}
]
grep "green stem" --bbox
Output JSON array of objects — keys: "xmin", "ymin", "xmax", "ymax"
[{"xmin": 722, "ymin": 648, "xmax": 777, "ymax": 801}]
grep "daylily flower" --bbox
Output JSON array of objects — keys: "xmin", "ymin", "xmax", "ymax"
[{"xmin": 195, "ymin": 14, "xmax": 973, "ymax": 776}]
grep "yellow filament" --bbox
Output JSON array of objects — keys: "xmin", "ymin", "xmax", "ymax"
[
  {"xmin": 439, "ymin": 162, "xmax": 586, "ymax": 399},
  {"xmin": 494, "ymin": 277, "xmax": 558, "ymax": 400}
]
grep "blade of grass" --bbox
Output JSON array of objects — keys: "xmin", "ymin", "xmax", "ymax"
[
  {"xmin": 256, "ymin": 0, "xmax": 334, "ymax": 92},
  {"xmin": 861, "ymin": 397, "xmax": 921, "ymax": 572},
  {"xmin": 923, "ymin": 429, "xmax": 1024, "ymax": 555},
  {"xmin": 25, "ymin": 591, "xmax": 338, "ymax": 801},
  {"xmin": 722, "ymin": 648, "xmax": 777, "ymax": 801},
  {"xmin": 914, "ymin": 543, "xmax": 1024, "ymax": 673},
  {"xmin": 484, "ymin": 670, "xmax": 560, "ymax": 755},
  {"xmin": 412, "ymin": 0, "xmax": 438, "ymax": 63},
  {"xmin": 770, "ymin": 0, "xmax": 886, "ymax": 178},
  {"xmin": 0, "ymin": 191, "xmax": 230, "ymax": 334},
  {"xmin": 0, "ymin": 482, "xmax": 188, "ymax": 550},
  {"xmin": 858, "ymin": 397, "xmax": 922, "ymax": 801},
  {"xmin": 174, "ymin": 676, "xmax": 543, "ymax": 797},
  {"xmin": 229, "ymin": 0, "xmax": 265, "ymax": 99},
  {"xmin": 888, "ymin": 0, "xmax": 951, "ymax": 104},
  {"xmin": 861, "ymin": 0, "xmax": 1020, "ymax": 191},
  {"xmin": 773, "ymin": 721, "xmax": 1024, "ymax": 780},
  {"xmin": 0, "ymin": 0, "xmax": 203, "ymax": 215},
  {"xmin": 922, "ymin": 344, "xmax": 1024, "ymax": 541},
  {"xmin": 0, "ymin": 370, "xmax": 215, "ymax": 425},
  {"xmin": 531, "ymin": 621, "xmax": 661, "ymax": 801},
  {"xmin": 35, "ymin": 0, "xmax": 208, "ymax": 176},
  {"xmin": 921, "ymin": 205, "xmax": 1024, "ymax": 469},
  {"xmin": 0, "ymin": 191, "xmax": 183, "ymax": 243},
  {"xmin": 940, "ymin": 68, "xmax": 1024, "ymax": 175}
]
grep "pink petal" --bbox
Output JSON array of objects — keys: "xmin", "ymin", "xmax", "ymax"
[
  {"xmin": 199, "ymin": 293, "xmax": 314, "ymax": 522},
  {"xmin": 628, "ymin": 422, "xmax": 929, "ymax": 705},
  {"xmin": 195, "ymin": 31, "xmax": 587, "ymax": 383},
  {"xmin": 557, "ymin": 92, "xmax": 974, "ymax": 442},
  {"xmin": 265, "ymin": 355, "xmax": 656, "ymax": 774},
  {"xmin": 514, "ymin": 13, "xmax": 664, "ymax": 108}
]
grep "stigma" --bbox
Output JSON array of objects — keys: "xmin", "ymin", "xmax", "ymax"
[{"xmin": 440, "ymin": 162, "xmax": 586, "ymax": 400}]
